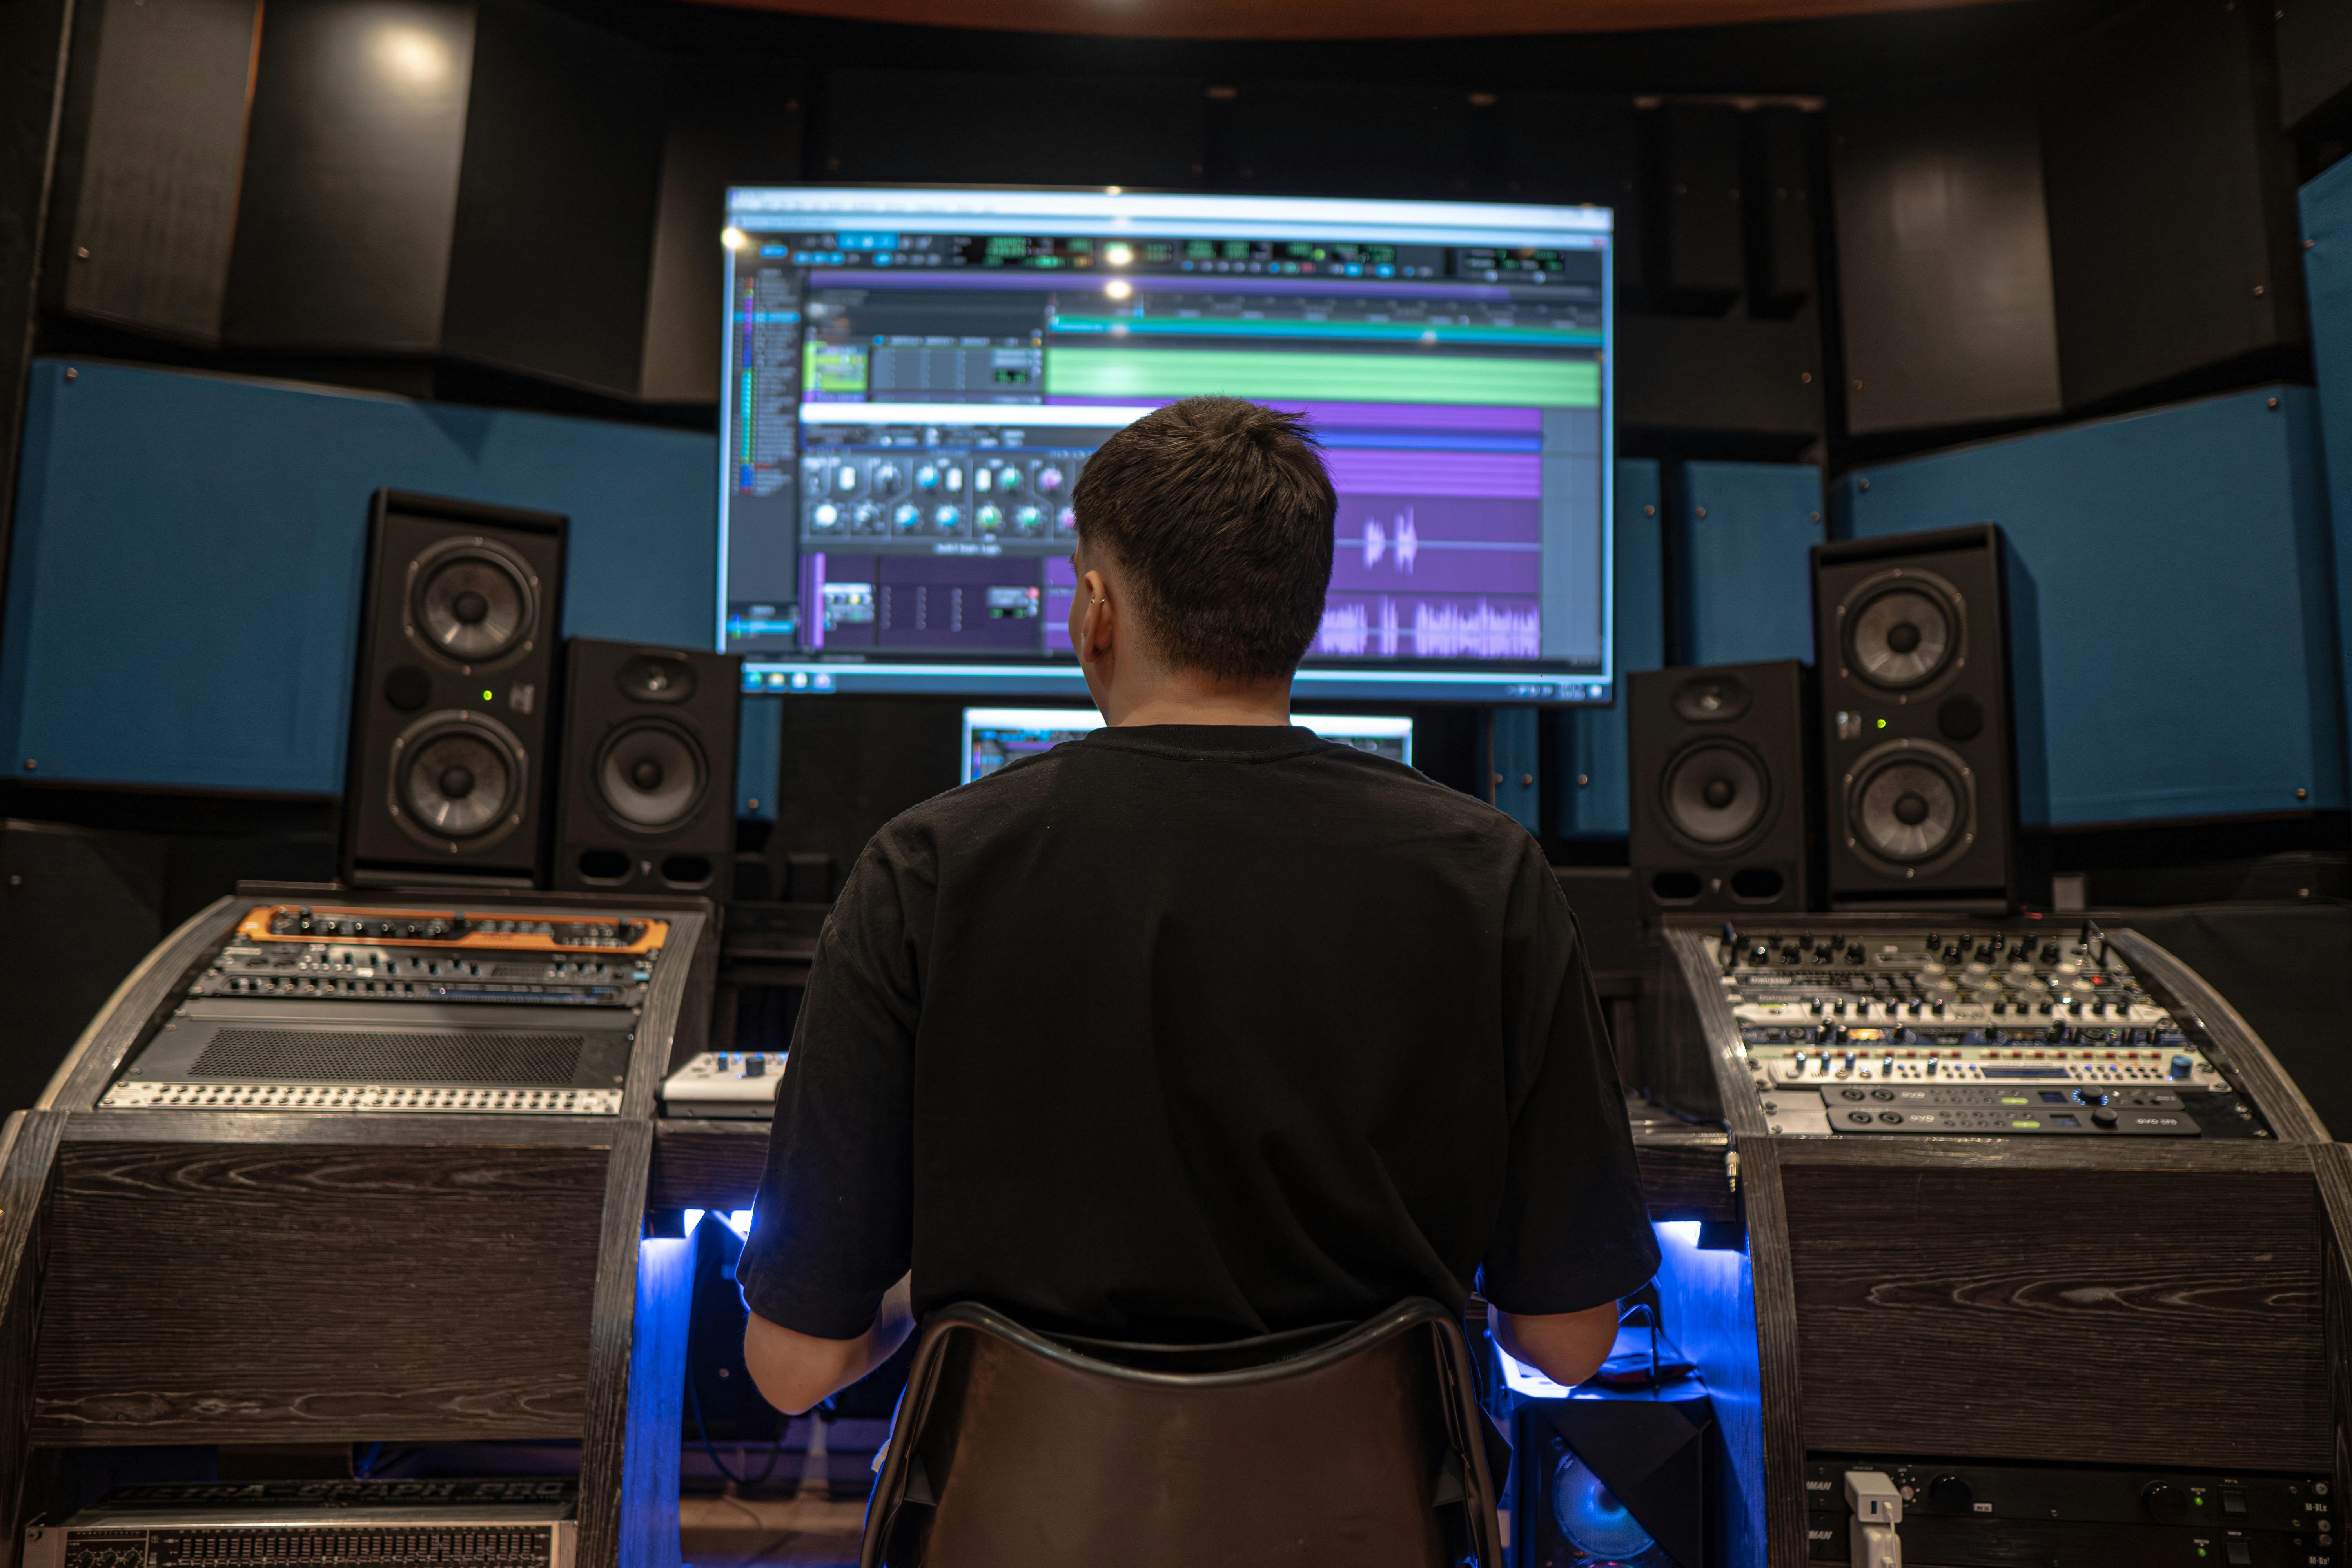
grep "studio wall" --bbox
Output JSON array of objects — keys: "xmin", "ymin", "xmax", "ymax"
[
  {"xmin": 1834, "ymin": 385, "xmax": 2341, "ymax": 827},
  {"xmin": 0, "ymin": 359, "xmax": 716, "ymax": 795},
  {"xmin": 1558, "ymin": 459, "xmax": 1664, "ymax": 838},
  {"xmin": 1677, "ymin": 461, "xmax": 1822, "ymax": 666}
]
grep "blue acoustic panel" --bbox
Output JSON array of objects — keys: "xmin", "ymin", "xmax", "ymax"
[
  {"xmin": 0, "ymin": 359, "xmax": 717, "ymax": 794},
  {"xmin": 736, "ymin": 695, "xmax": 781, "ymax": 822},
  {"xmin": 1680, "ymin": 461, "xmax": 1824, "ymax": 666},
  {"xmin": 2302, "ymin": 158, "xmax": 2352, "ymax": 766},
  {"xmin": 1833, "ymin": 385, "xmax": 2342, "ymax": 826},
  {"xmin": 1558, "ymin": 459, "xmax": 1663, "ymax": 838}
]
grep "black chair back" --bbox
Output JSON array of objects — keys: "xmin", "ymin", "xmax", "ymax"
[{"xmin": 861, "ymin": 1297, "xmax": 1501, "ymax": 1568}]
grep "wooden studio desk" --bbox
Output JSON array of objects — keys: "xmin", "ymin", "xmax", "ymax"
[
  {"xmin": 7, "ymin": 893, "xmax": 2346, "ymax": 1568},
  {"xmin": 0, "ymin": 887, "xmax": 718, "ymax": 1568}
]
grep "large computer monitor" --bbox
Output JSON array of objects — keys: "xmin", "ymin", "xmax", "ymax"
[
  {"xmin": 721, "ymin": 188, "xmax": 1613, "ymax": 706},
  {"xmin": 961, "ymin": 709, "xmax": 1414, "ymax": 784}
]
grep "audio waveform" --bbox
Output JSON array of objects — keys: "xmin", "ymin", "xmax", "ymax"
[
  {"xmin": 1362, "ymin": 509, "xmax": 1420, "ymax": 573},
  {"xmin": 1315, "ymin": 597, "xmax": 1542, "ymax": 659}
]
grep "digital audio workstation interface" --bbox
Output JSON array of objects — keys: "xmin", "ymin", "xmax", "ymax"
[
  {"xmin": 719, "ymin": 189, "xmax": 1614, "ymax": 705},
  {"xmin": 960, "ymin": 708, "xmax": 1414, "ymax": 784}
]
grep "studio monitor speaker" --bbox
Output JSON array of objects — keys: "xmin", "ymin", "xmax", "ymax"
[
  {"xmin": 553, "ymin": 639, "xmax": 743, "ymax": 899},
  {"xmin": 1512, "ymin": 1383, "xmax": 1713, "ymax": 1568},
  {"xmin": 1812, "ymin": 523, "xmax": 2045, "ymax": 911},
  {"xmin": 341, "ymin": 490, "xmax": 567, "ymax": 889},
  {"xmin": 1630, "ymin": 660, "xmax": 1816, "ymax": 916}
]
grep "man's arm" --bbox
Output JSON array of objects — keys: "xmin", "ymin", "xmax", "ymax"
[
  {"xmin": 735, "ymin": 837, "xmax": 926, "ymax": 1403},
  {"xmin": 1476, "ymin": 847, "xmax": 1661, "ymax": 1336},
  {"xmin": 744, "ymin": 1273, "xmax": 915, "ymax": 1416},
  {"xmin": 1491, "ymin": 1301, "xmax": 1621, "ymax": 1390}
]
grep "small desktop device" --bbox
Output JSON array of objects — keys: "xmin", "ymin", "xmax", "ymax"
[
  {"xmin": 960, "ymin": 708, "xmax": 1414, "ymax": 784},
  {"xmin": 720, "ymin": 187, "xmax": 1615, "ymax": 706}
]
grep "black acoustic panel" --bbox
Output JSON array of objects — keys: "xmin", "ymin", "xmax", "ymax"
[
  {"xmin": 1656, "ymin": 102, "xmax": 1743, "ymax": 308},
  {"xmin": 1829, "ymin": 83, "xmax": 2062, "ymax": 435},
  {"xmin": 1812, "ymin": 524, "xmax": 2043, "ymax": 910},
  {"xmin": 340, "ymin": 489, "xmax": 566, "ymax": 889},
  {"xmin": 1630, "ymin": 660, "xmax": 1817, "ymax": 916},
  {"xmin": 1217, "ymin": 80, "xmax": 1485, "ymax": 198},
  {"xmin": 1616, "ymin": 313, "xmax": 1822, "ymax": 437},
  {"xmin": 221, "ymin": 0, "xmax": 474, "ymax": 351},
  {"xmin": 2277, "ymin": 0, "xmax": 2352, "ymax": 127},
  {"xmin": 0, "ymin": 821, "xmax": 165, "ymax": 1118},
  {"xmin": 823, "ymin": 67, "xmax": 1206, "ymax": 188},
  {"xmin": 2040, "ymin": 0, "xmax": 2304, "ymax": 410},
  {"xmin": 1494, "ymin": 93, "xmax": 1642, "ymax": 290},
  {"xmin": 47, "ymin": 0, "xmax": 257, "ymax": 344},
  {"xmin": 441, "ymin": 0, "xmax": 667, "ymax": 396},
  {"xmin": 552, "ymin": 639, "xmax": 741, "ymax": 900},
  {"xmin": 639, "ymin": 54, "xmax": 805, "ymax": 404},
  {"xmin": 1745, "ymin": 106, "xmax": 1814, "ymax": 319}
]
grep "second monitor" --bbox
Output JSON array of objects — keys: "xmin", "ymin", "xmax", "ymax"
[{"xmin": 962, "ymin": 708, "xmax": 1414, "ymax": 784}]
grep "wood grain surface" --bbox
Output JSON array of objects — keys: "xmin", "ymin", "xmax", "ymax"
[
  {"xmin": 2310, "ymin": 1143, "xmax": 2352, "ymax": 1516},
  {"xmin": 577, "ymin": 1120, "xmax": 655, "ymax": 1568},
  {"xmin": 32, "ymin": 1136, "xmax": 607, "ymax": 1444},
  {"xmin": 1781, "ymin": 1159, "xmax": 2328, "ymax": 1468},
  {"xmin": 0, "ymin": 1111, "xmax": 66, "ymax": 1568}
]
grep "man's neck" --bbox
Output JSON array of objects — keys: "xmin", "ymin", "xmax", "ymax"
[{"xmin": 1107, "ymin": 672, "xmax": 1293, "ymax": 728}]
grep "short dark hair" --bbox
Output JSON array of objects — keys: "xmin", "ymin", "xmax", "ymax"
[{"xmin": 1071, "ymin": 397, "xmax": 1336, "ymax": 683}]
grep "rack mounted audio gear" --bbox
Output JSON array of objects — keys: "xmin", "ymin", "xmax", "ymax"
[
  {"xmin": 23, "ymin": 1481, "xmax": 579, "ymax": 1568},
  {"xmin": 96, "ymin": 898, "xmax": 697, "ymax": 1116},
  {"xmin": 1662, "ymin": 919, "xmax": 2275, "ymax": 1139}
]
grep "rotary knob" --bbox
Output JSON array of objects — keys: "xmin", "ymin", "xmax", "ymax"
[
  {"xmin": 2141, "ymin": 1481, "xmax": 2187, "ymax": 1525},
  {"xmin": 997, "ymin": 466, "xmax": 1021, "ymax": 493},
  {"xmin": 916, "ymin": 463, "xmax": 942, "ymax": 490},
  {"xmin": 1013, "ymin": 505, "xmax": 1044, "ymax": 534},
  {"xmin": 976, "ymin": 504, "xmax": 1003, "ymax": 533},
  {"xmin": 1928, "ymin": 1475, "xmax": 1973, "ymax": 1512},
  {"xmin": 811, "ymin": 501, "xmax": 841, "ymax": 530},
  {"xmin": 893, "ymin": 503, "xmax": 922, "ymax": 532},
  {"xmin": 872, "ymin": 463, "xmax": 903, "ymax": 495},
  {"xmin": 1035, "ymin": 465, "xmax": 1065, "ymax": 493},
  {"xmin": 933, "ymin": 503, "xmax": 962, "ymax": 531}
]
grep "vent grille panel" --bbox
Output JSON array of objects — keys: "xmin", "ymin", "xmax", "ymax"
[{"xmin": 189, "ymin": 1029, "xmax": 585, "ymax": 1084}]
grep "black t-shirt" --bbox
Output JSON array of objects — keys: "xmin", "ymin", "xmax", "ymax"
[{"xmin": 737, "ymin": 724, "xmax": 1659, "ymax": 1344}]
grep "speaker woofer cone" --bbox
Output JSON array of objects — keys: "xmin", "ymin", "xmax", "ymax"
[
  {"xmin": 1661, "ymin": 739, "xmax": 1770, "ymax": 847},
  {"xmin": 388, "ymin": 710, "xmax": 527, "ymax": 852},
  {"xmin": 1840, "ymin": 570, "xmax": 1963, "ymax": 693},
  {"xmin": 1847, "ymin": 738, "xmax": 1975, "ymax": 869},
  {"xmin": 595, "ymin": 721, "xmax": 708, "ymax": 832},
  {"xmin": 408, "ymin": 537, "xmax": 538, "ymax": 666}
]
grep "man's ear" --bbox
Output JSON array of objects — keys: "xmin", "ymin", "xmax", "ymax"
[{"xmin": 1078, "ymin": 568, "xmax": 1113, "ymax": 657}]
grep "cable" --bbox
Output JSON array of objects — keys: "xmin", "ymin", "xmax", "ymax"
[{"xmin": 686, "ymin": 1366, "xmax": 786, "ymax": 1491}]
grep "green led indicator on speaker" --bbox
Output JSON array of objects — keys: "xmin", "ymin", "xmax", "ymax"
[{"xmin": 482, "ymin": 690, "xmax": 494, "ymax": 702}]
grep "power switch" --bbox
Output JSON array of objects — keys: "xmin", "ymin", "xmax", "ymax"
[
  {"xmin": 2225, "ymin": 1539, "xmax": 2251, "ymax": 1566},
  {"xmin": 2222, "ymin": 1488, "xmax": 2247, "ymax": 1517}
]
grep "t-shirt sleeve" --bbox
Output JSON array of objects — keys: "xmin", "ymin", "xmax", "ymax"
[
  {"xmin": 735, "ymin": 831, "xmax": 924, "ymax": 1339},
  {"xmin": 1475, "ymin": 846, "xmax": 1661, "ymax": 1316}
]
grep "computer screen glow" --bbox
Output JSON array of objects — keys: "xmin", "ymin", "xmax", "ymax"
[{"xmin": 721, "ymin": 188, "xmax": 1615, "ymax": 705}]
